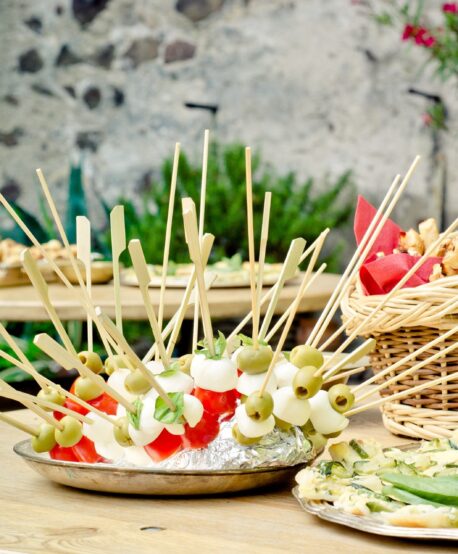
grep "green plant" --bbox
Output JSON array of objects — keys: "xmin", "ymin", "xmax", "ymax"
[{"xmin": 107, "ymin": 143, "xmax": 355, "ymax": 273}]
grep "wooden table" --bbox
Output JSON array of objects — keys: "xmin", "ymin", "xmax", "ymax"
[
  {"xmin": 0, "ymin": 273, "xmax": 341, "ymax": 321},
  {"xmin": 0, "ymin": 407, "xmax": 451, "ymax": 554}
]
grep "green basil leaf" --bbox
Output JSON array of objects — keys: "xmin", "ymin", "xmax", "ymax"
[
  {"xmin": 159, "ymin": 369, "xmax": 179, "ymax": 378},
  {"xmin": 127, "ymin": 398, "xmax": 143, "ymax": 430},
  {"xmin": 154, "ymin": 392, "xmax": 185, "ymax": 424}
]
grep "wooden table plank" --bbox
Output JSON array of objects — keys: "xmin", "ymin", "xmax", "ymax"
[
  {"xmin": 0, "ymin": 407, "xmax": 450, "ymax": 554},
  {"xmin": 0, "ymin": 273, "xmax": 340, "ymax": 321}
]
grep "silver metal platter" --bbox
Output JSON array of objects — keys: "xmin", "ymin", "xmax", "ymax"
[{"xmin": 14, "ymin": 439, "xmax": 305, "ymax": 496}]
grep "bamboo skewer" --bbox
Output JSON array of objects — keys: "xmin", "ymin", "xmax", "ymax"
[
  {"xmin": 142, "ymin": 235, "xmax": 214, "ymax": 363},
  {"xmin": 318, "ymin": 217, "xmax": 458, "ymax": 375},
  {"xmin": 34, "ymin": 333, "xmax": 135, "ymax": 412},
  {"xmin": 318, "ymin": 316, "xmax": 356, "ymax": 352},
  {"xmin": 324, "ymin": 364, "xmax": 370, "ymax": 384},
  {"xmin": 264, "ymin": 229, "xmax": 329, "ymax": 342},
  {"xmin": 254, "ymin": 192, "xmax": 272, "ymax": 341},
  {"xmin": 192, "ymin": 130, "xmax": 209, "ymax": 352},
  {"xmin": 76, "ymin": 215, "xmax": 93, "ymax": 352},
  {"xmin": 354, "ymin": 332, "xmax": 458, "ymax": 404},
  {"xmin": 306, "ymin": 171, "xmax": 403, "ymax": 348},
  {"xmin": 32, "ymin": 171, "xmax": 118, "ymax": 364},
  {"xmin": 322, "ymin": 338, "xmax": 376, "ymax": 380},
  {"xmin": 0, "ymin": 381, "xmax": 92, "ymax": 425},
  {"xmin": 245, "ymin": 147, "xmax": 260, "ymax": 348},
  {"xmin": 0, "ymin": 381, "xmax": 63, "ymax": 430},
  {"xmin": 95, "ymin": 311, "xmax": 175, "ymax": 410},
  {"xmin": 21, "ymin": 249, "xmax": 77, "ymax": 355},
  {"xmin": 182, "ymin": 198, "xmax": 215, "ymax": 356},
  {"xmin": 309, "ymin": 159, "xmax": 420, "ymax": 350},
  {"xmin": 110, "ymin": 205, "xmax": 126, "ymax": 332},
  {"xmin": 128, "ymin": 239, "xmax": 169, "ymax": 366},
  {"xmin": 351, "ymin": 321, "xmax": 458, "ymax": 397},
  {"xmin": 258, "ymin": 232, "xmax": 328, "ymax": 396},
  {"xmin": 346, "ymin": 364, "xmax": 458, "ymax": 417},
  {"xmin": 0, "ymin": 412, "xmax": 38, "ymax": 437},
  {"xmin": 265, "ymin": 263, "xmax": 327, "ymax": 342},
  {"xmin": 158, "ymin": 142, "xmax": 180, "ymax": 340},
  {"xmin": 166, "ymin": 235, "xmax": 214, "ymax": 359},
  {"xmin": 257, "ymin": 238, "xmax": 307, "ymax": 341},
  {"xmin": 230, "ymin": 236, "xmax": 332, "ymax": 343},
  {"xmin": 0, "ymin": 192, "xmax": 119, "ymax": 372}
]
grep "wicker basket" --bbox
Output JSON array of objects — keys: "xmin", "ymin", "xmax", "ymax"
[{"xmin": 341, "ymin": 275, "xmax": 458, "ymax": 439}]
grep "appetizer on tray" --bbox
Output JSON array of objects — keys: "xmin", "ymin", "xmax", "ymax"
[{"xmin": 0, "ymin": 137, "xmax": 457, "ymax": 499}]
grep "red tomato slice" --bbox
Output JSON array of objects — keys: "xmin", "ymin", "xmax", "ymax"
[
  {"xmin": 144, "ymin": 430, "xmax": 182, "ymax": 462},
  {"xmin": 89, "ymin": 393, "xmax": 117, "ymax": 415},
  {"xmin": 50, "ymin": 444, "xmax": 79, "ymax": 462},
  {"xmin": 181, "ymin": 411, "xmax": 220, "ymax": 449},
  {"xmin": 193, "ymin": 387, "xmax": 238, "ymax": 420},
  {"xmin": 71, "ymin": 436, "xmax": 104, "ymax": 464}
]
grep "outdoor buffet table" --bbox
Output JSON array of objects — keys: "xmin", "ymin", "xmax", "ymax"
[
  {"xmin": 0, "ymin": 402, "xmax": 450, "ymax": 554},
  {"xmin": 0, "ymin": 272, "xmax": 340, "ymax": 321}
]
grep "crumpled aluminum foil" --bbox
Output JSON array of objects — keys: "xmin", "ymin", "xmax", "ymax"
[{"xmin": 151, "ymin": 419, "xmax": 317, "ymax": 470}]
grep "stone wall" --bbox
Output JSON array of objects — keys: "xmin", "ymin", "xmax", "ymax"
[{"xmin": 0, "ymin": 0, "xmax": 457, "ymax": 233}]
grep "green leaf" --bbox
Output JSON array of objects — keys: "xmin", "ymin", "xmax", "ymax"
[
  {"xmin": 237, "ymin": 333, "xmax": 267, "ymax": 347},
  {"xmin": 127, "ymin": 398, "xmax": 143, "ymax": 430},
  {"xmin": 154, "ymin": 392, "xmax": 185, "ymax": 424},
  {"xmin": 159, "ymin": 369, "xmax": 179, "ymax": 378}
]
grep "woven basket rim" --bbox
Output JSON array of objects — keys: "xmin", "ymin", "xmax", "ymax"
[{"xmin": 340, "ymin": 275, "xmax": 458, "ymax": 334}]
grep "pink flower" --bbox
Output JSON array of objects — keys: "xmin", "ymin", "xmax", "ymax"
[
  {"xmin": 443, "ymin": 3, "xmax": 458, "ymax": 13},
  {"xmin": 402, "ymin": 24, "xmax": 436, "ymax": 48},
  {"xmin": 402, "ymin": 24, "xmax": 415, "ymax": 40}
]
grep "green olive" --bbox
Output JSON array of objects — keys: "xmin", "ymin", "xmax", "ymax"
[
  {"xmin": 231, "ymin": 424, "xmax": 261, "ymax": 446},
  {"xmin": 124, "ymin": 369, "xmax": 152, "ymax": 395},
  {"xmin": 78, "ymin": 350, "xmax": 103, "ymax": 374},
  {"xmin": 37, "ymin": 387, "xmax": 65, "ymax": 411},
  {"xmin": 74, "ymin": 376, "xmax": 103, "ymax": 401},
  {"xmin": 328, "ymin": 384, "xmax": 355, "ymax": 413},
  {"xmin": 290, "ymin": 345, "xmax": 324, "ymax": 370},
  {"xmin": 104, "ymin": 355, "xmax": 133, "ymax": 375},
  {"xmin": 237, "ymin": 345, "xmax": 273, "ymax": 374},
  {"xmin": 274, "ymin": 416, "xmax": 292, "ymax": 431},
  {"xmin": 177, "ymin": 354, "xmax": 193, "ymax": 375},
  {"xmin": 55, "ymin": 415, "xmax": 83, "ymax": 447},
  {"xmin": 113, "ymin": 417, "xmax": 133, "ymax": 447},
  {"xmin": 301, "ymin": 420, "xmax": 328, "ymax": 450},
  {"xmin": 292, "ymin": 366, "xmax": 323, "ymax": 399},
  {"xmin": 31, "ymin": 423, "xmax": 57, "ymax": 453},
  {"xmin": 244, "ymin": 391, "xmax": 273, "ymax": 422}
]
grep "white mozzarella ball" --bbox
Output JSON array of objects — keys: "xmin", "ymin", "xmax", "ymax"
[
  {"xmin": 192, "ymin": 357, "xmax": 238, "ymax": 392},
  {"xmin": 190, "ymin": 353, "xmax": 207, "ymax": 380},
  {"xmin": 95, "ymin": 440, "xmax": 125, "ymax": 462},
  {"xmin": 128, "ymin": 397, "xmax": 164, "ymax": 447},
  {"xmin": 183, "ymin": 394, "xmax": 204, "ymax": 428},
  {"xmin": 272, "ymin": 386, "xmax": 311, "ymax": 426},
  {"xmin": 124, "ymin": 446, "xmax": 154, "ymax": 467},
  {"xmin": 164, "ymin": 423, "xmax": 185, "ymax": 435},
  {"xmin": 235, "ymin": 405, "xmax": 275, "ymax": 438},
  {"xmin": 309, "ymin": 390, "xmax": 349, "ymax": 435},
  {"xmin": 273, "ymin": 361, "xmax": 299, "ymax": 388},
  {"xmin": 145, "ymin": 360, "xmax": 165, "ymax": 375},
  {"xmin": 156, "ymin": 371, "xmax": 194, "ymax": 394},
  {"xmin": 107, "ymin": 368, "xmax": 137, "ymax": 403},
  {"xmin": 82, "ymin": 412, "xmax": 114, "ymax": 445},
  {"xmin": 236, "ymin": 371, "xmax": 277, "ymax": 396}
]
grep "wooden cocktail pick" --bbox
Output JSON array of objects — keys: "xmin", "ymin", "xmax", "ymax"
[
  {"xmin": 76, "ymin": 215, "xmax": 93, "ymax": 352},
  {"xmin": 110, "ymin": 205, "xmax": 126, "ymax": 332}
]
